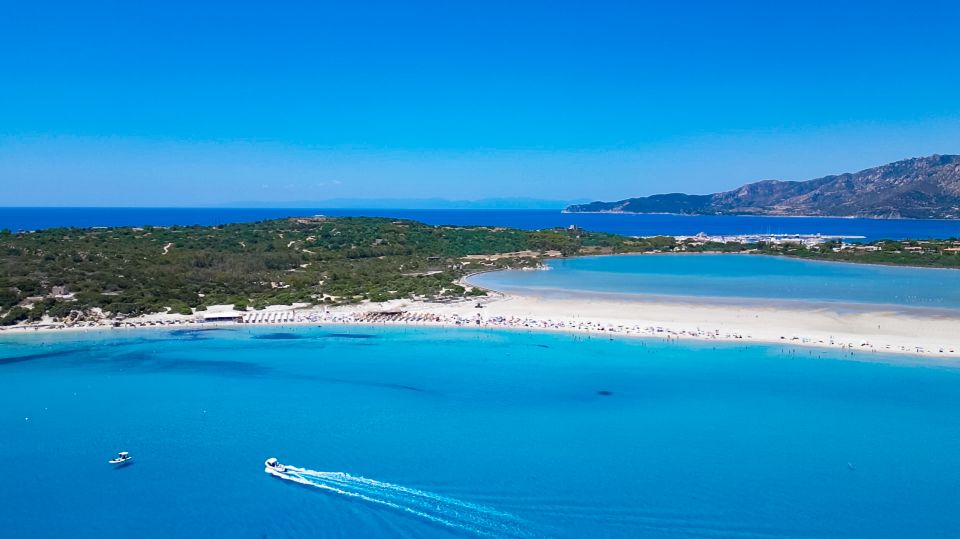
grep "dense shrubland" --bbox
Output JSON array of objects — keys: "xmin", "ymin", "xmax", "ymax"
[{"xmin": 0, "ymin": 217, "xmax": 666, "ymax": 323}]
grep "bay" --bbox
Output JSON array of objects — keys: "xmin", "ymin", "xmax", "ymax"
[{"xmin": 2, "ymin": 326, "xmax": 959, "ymax": 538}]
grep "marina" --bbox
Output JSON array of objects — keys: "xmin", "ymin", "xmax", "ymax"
[{"xmin": 673, "ymin": 232, "xmax": 866, "ymax": 246}]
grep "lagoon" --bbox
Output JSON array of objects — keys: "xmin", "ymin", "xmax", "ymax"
[
  {"xmin": 2, "ymin": 326, "xmax": 960, "ymax": 537},
  {"xmin": 469, "ymin": 253, "xmax": 960, "ymax": 312}
]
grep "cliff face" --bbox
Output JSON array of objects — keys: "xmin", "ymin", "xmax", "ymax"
[{"xmin": 566, "ymin": 155, "xmax": 960, "ymax": 219}]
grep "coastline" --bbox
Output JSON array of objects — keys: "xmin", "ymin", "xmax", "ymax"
[{"xmin": 3, "ymin": 291, "xmax": 958, "ymax": 359}]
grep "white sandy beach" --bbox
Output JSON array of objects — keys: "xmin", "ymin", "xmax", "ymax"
[
  {"xmin": 431, "ymin": 293, "xmax": 960, "ymax": 357},
  {"xmin": 2, "ymin": 290, "xmax": 958, "ymax": 359}
]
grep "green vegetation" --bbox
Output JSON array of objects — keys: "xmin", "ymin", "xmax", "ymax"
[
  {"xmin": 669, "ymin": 237, "xmax": 960, "ymax": 267},
  {"xmin": 3, "ymin": 215, "xmax": 955, "ymax": 326},
  {"xmin": 0, "ymin": 217, "xmax": 670, "ymax": 324},
  {"xmin": 751, "ymin": 238, "xmax": 960, "ymax": 268}
]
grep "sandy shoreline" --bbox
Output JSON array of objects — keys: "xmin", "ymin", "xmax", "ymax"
[{"xmin": 1, "ymin": 291, "xmax": 958, "ymax": 359}]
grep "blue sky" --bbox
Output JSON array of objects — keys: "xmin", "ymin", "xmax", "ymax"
[{"xmin": 2, "ymin": 0, "xmax": 959, "ymax": 206}]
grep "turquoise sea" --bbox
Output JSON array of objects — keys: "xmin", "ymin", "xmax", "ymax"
[
  {"xmin": 468, "ymin": 254, "xmax": 960, "ymax": 312},
  {"xmin": 2, "ymin": 325, "xmax": 960, "ymax": 538}
]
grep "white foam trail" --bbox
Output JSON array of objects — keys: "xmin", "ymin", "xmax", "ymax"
[{"xmin": 267, "ymin": 464, "xmax": 531, "ymax": 537}]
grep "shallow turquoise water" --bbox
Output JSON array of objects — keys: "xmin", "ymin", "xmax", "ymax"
[
  {"xmin": 469, "ymin": 254, "xmax": 960, "ymax": 311},
  {"xmin": 2, "ymin": 326, "xmax": 960, "ymax": 538}
]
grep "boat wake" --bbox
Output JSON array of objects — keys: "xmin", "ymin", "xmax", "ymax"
[{"xmin": 267, "ymin": 463, "xmax": 531, "ymax": 537}]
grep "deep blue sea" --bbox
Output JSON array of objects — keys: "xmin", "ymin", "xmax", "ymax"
[
  {"xmin": 469, "ymin": 254, "xmax": 960, "ymax": 312},
  {"xmin": 2, "ymin": 325, "xmax": 960, "ymax": 538},
  {"xmin": 2, "ymin": 207, "xmax": 960, "ymax": 241}
]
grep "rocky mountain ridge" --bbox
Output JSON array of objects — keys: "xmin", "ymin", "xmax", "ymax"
[{"xmin": 565, "ymin": 155, "xmax": 960, "ymax": 219}]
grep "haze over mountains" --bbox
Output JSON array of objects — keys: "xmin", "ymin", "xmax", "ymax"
[{"xmin": 566, "ymin": 155, "xmax": 960, "ymax": 219}]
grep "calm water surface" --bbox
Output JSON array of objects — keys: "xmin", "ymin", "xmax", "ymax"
[
  {"xmin": 2, "ymin": 325, "xmax": 960, "ymax": 538},
  {"xmin": 2, "ymin": 207, "xmax": 959, "ymax": 241},
  {"xmin": 469, "ymin": 254, "xmax": 960, "ymax": 312}
]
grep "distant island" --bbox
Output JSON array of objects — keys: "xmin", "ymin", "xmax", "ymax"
[{"xmin": 566, "ymin": 154, "xmax": 960, "ymax": 219}]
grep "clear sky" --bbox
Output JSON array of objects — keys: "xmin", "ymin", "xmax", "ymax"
[{"xmin": 2, "ymin": 0, "xmax": 959, "ymax": 206}]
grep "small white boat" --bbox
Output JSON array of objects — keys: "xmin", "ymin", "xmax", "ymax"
[
  {"xmin": 264, "ymin": 457, "xmax": 287, "ymax": 473},
  {"xmin": 109, "ymin": 451, "xmax": 133, "ymax": 465}
]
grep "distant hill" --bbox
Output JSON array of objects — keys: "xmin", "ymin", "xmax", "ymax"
[{"xmin": 566, "ymin": 155, "xmax": 960, "ymax": 219}]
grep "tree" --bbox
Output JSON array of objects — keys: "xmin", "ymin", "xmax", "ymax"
[
  {"xmin": 0, "ymin": 288, "xmax": 19, "ymax": 310},
  {"xmin": 0, "ymin": 306, "xmax": 29, "ymax": 326}
]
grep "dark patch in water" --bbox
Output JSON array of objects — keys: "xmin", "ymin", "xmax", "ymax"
[
  {"xmin": 292, "ymin": 373, "xmax": 431, "ymax": 394},
  {"xmin": 106, "ymin": 352, "xmax": 271, "ymax": 377},
  {"xmin": 393, "ymin": 384, "xmax": 424, "ymax": 392},
  {"xmin": 317, "ymin": 376, "xmax": 426, "ymax": 393},
  {"xmin": 534, "ymin": 344, "xmax": 550, "ymax": 349},
  {"xmin": 169, "ymin": 327, "xmax": 231, "ymax": 335},
  {"xmin": 323, "ymin": 333, "xmax": 377, "ymax": 339},
  {"xmin": 0, "ymin": 348, "xmax": 78, "ymax": 366},
  {"xmin": 252, "ymin": 333, "xmax": 303, "ymax": 340},
  {"xmin": 168, "ymin": 328, "xmax": 236, "ymax": 339},
  {"xmin": 596, "ymin": 390, "xmax": 613, "ymax": 396},
  {"xmin": 148, "ymin": 358, "xmax": 270, "ymax": 376}
]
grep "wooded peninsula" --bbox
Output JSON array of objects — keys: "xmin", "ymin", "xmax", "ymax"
[{"xmin": 1, "ymin": 216, "xmax": 957, "ymax": 325}]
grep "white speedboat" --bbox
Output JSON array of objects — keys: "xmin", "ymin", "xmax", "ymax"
[
  {"xmin": 264, "ymin": 457, "xmax": 287, "ymax": 474},
  {"xmin": 109, "ymin": 452, "xmax": 133, "ymax": 465}
]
